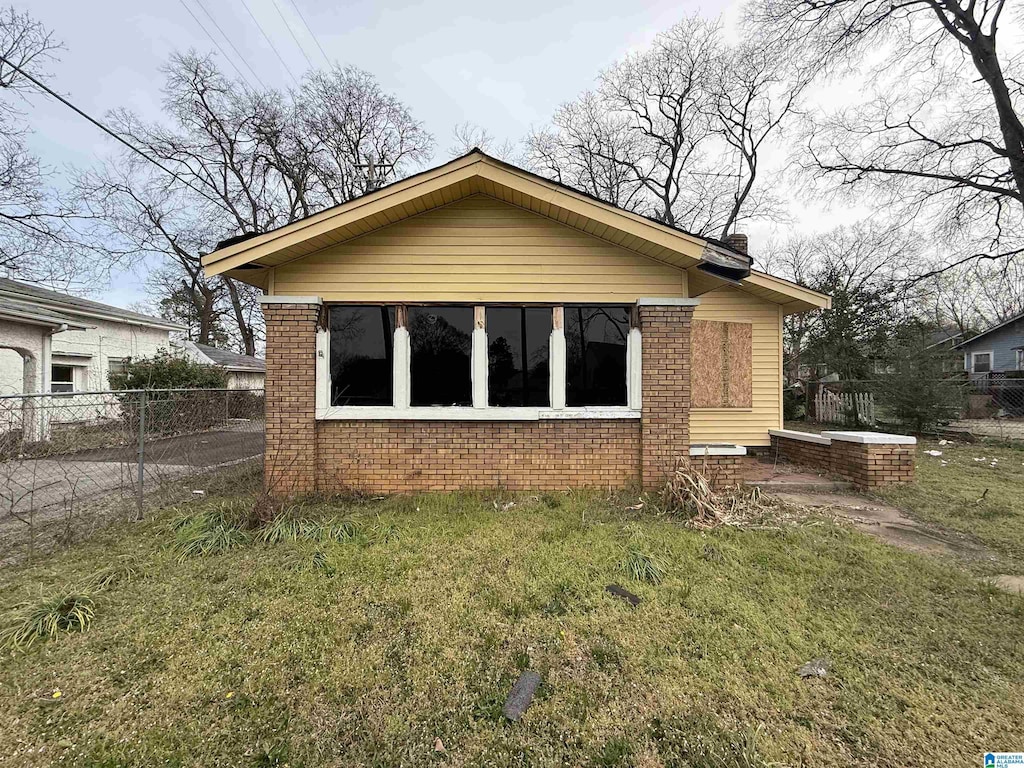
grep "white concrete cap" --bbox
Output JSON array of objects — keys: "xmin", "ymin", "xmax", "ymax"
[
  {"xmin": 690, "ymin": 443, "xmax": 747, "ymax": 456},
  {"xmin": 821, "ymin": 431, "xmax": 917, "ymax": 445},
  {"xmin": 769, "ymin": 429, "xmax": 831, "ymax": 446},
  {"xmin": 259, "ymin": 295, "xmax": 322, "ymax": 305}
]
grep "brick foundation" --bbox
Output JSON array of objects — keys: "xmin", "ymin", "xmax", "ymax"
[
  {"xmin": 639, "ymin": 304, "xmax": 694, "ymax": 489},
  {"xmin": 689, "ymin": 454, "xmax": 742, "ymax": 489},
  {"xmin": 769, "ymin": 430, "xmax": 914, "ymax": 488},
  {"xmin": 317, "ymin": 420, "xmax": 640, "ymax": 492}
]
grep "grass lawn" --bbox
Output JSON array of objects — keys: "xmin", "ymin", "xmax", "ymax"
[
  {"xmin": 1, "ymin": 485, "xmax": 1023, "ymax": 767},
  {"xmin": 873, "ymin": 438, "xmax": 1024, "ymax": 574}
]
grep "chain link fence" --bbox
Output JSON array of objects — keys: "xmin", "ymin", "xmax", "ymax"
[
  {"xmin": 0, "ymin": 388, "xmax": 264, "ymax": 563},
  {"xmin": 788, "ymin": 376, "xmax": 1024, "ymax": 440}
]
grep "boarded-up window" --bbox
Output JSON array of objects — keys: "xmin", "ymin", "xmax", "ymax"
[{"xmin": 691, "ymin": 320, "xmax": 752, "ymax": 408}]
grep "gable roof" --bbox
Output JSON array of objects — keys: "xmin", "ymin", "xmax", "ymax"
[
  {"xmin": 0, "ymin": 294, "xmax": 92, "ymax": 331},
  {"xmin": 0, "ymin": 278, "xmax": 186, "ymax": 332},
  {"xmin": 202, "ymin": 149, "xmax": 830, "ymax": 314},
  {"xmin": 953, "ymin": 311, "xmax": 1024, "ymax": 350},
  {"xmin": 188, "ymin": 341, "xmax": 265, "ymax": 372}
]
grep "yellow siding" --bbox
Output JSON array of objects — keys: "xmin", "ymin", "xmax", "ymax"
[
  {"xmin": 690, "ymin": 287, "xmax": 782, "ymax": 446},
  {"xmin": 272, "ymin": 195, "xmax": 686, "ymax": 302}
]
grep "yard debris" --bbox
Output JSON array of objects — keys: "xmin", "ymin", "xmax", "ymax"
[
  {"xmin": 493, "ymin": 500, "xmax": 516, "ymax": 512},
  {"xmin": 797, "ymin": 658, "xmax": 829, "ymax": 678},
  {"xmin": 625, "ymin": 499, "xmax": 645, "ymax": 511},
  {"xmin": 925, "ymin": 450, "xmax": 943, "ymax": 457},
  {"xmin": 975, "ymin": 489, "xmax": 989, "ymax": 503},
  {"xmin": 939, "ymin": 439, "xmax": 949, "ymax": 445},
  {"xmin": 605, "ymin": 584, "xmax": 642, "ymax": 607},
  {"xmin": 502, "ymin": 670, "xmax": 541, "ymax": 721},
  {"xmin": 434, "ymin": 737, "xmax": 446, "ymax": 753},
  {"xmin": 191, "ymin": 490, "xmax": 206, "ymax": 498}
]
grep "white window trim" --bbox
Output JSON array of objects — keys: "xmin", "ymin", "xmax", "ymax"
[
  {"xmin": 315, "ymin": 304, "xmax": 642, "ymax": 421},
  {"xmin": 1016, "ymin": 348, "xmax": 1024, "ymax": 371},
  {"xmin": 971, "ymin": 349, "xmax": 994, "ymax": 374}
]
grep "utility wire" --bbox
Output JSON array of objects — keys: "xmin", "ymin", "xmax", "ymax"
[
  {"xmin": 237, "ymin": 0, "xmax": 299, "ymax": 85},
  {"xmin": 0, "ymin": 54, "xmax": 231, "ymax": 214},
  {"xmin": 177, "ymin": 0, "xmax": 255, "ymax": 91},
  {"xmin": 270, "ymin": 0, "xmax": 316, "ymax": 72},
  {"xmin": 193, "ymin": 0, "xmax": 269, "ymax": 90},
  {"xmin": 286, "ymin": 0, "xmax": 331, "ymax": 67}
]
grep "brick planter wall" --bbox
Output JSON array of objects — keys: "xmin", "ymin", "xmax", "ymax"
[
  {"xmin": 317, "ymin": 420, "xmax": 640, "ymax": 492},
  {"xmin": 769, "ymin": 430, "xmax": 915, "ymax": 488},
  {"xmin": 689, "ymin": 454, "xmax": 742, "ymax": 489}
]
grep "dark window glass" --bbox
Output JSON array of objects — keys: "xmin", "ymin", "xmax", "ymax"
[
  {"xmin": 51, "ymin": 364, "xmax": 74, "ymax": 394},
  {"xmin": 488, "ymin": 307, "xmax": 551, "ymax": 406},
  {"xmin": 409, "ymin": 306, "xmax": 473, "ymax": 406},
  {"xmin": 329, "ymin": 305, "xmax": 395, "ymax": 406},
  {"xmin": 565, "ymin": 305, "xmax": 629, "ymax": 406}
]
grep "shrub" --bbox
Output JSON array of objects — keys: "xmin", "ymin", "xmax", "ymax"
[
  {"xmin": 875, "ymin": 326, "xmax": 964, "ymax": 433},
  {"xmin": 108, "ymin": 349, "xmax": 228, "ymax": 391},
  {"xmin": 0, "ymin": 590, "xmax": 95, "ymax": 650}
]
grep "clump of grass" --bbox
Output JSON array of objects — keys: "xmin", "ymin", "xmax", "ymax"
[
  {"xmin": 172, "ymin": 504, "xmax": 250, "ymax": 561},
  {"xmin": 256, "ymin": 515, "xmax": 358, "ymax": 544},
  {"xmin": 619, "ymin": 525, "xmax": 666, "ymax": 584},
  {"xmin": 284, "ymin": 548, "xmax": 336, "ymax": 576},
  {"xmin": 0, "ymin": 590, "xmax": 95, "ymax": 650},
  {"xmin": 84, "ymin": 555, "xmax": 142, "ymax": 591},
  {"xmin": 370, "ymin": 520, "xmax": 401, "ymax": 544}
]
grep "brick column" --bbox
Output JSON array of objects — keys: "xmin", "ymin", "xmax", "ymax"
[
  {"xmin": 638, "ymin": 300, "xmax": 697, "ymax": 489},
  {"xmin": 261, "ymin": 298, "xmax": 321, "ymax": 495}
]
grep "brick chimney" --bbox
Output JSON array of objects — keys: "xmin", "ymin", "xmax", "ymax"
[{"xmin": 724, "ymin": 232, "xmax": 748, "ymax": 255}]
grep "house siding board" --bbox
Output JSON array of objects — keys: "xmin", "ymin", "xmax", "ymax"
[
  {"xmin": 690, "ymin": 287, "xmax": 781, "ymax": 446},
  {"xmin": 959, "ymin": 317, "xmax": 1024, "ymax": 372},
  {"xmin": 273, "ymin": 195, "xmax": 684, "ymax": 303}
]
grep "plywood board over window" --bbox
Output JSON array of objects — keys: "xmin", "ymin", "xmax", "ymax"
[{"xmin": 691, "ymin": 319, "xmax": 752, "ymax": 408}]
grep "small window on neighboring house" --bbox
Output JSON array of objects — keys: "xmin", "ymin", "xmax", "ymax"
[
  {"xmin": 972, "ymin": 352, "xmax": 992, "ymax": 374},
  {"xmin": 51, "ymin": 364, "xmax": 74, "ymax": 394},
  {"xmin": 487, "ymin": 307, "xmax": 552, "ymax": 406},
  {"xmin": 409, "ymin": 306, "xmax": 473, "ymax": 406},
  {"xmin": 564, "ymin": 305, "xmax": 630, "ymax": 406},
  {"xmin": 1016, "ymin": 348, "xmax": 1024, "ymax": 371},
  {"xmin": 107, "ymin": 358, "xmax": 127, "ymax": 383},
  {"xmin": 329, "ymin": 305, "xmax": 396, "ymax": 406}
]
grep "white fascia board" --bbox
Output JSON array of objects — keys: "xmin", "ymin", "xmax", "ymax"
[{"xmin": 315, "ymin": 406, "xmax": 641, "ymax": 421}]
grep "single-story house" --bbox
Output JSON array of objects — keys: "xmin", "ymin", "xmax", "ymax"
[
  {"xmin": 202, "ymin": 149, "xmax": 831, "ymax": 493},
  {"xmin": 0, "ymin": 277, "xmax": 185, "ymax": 396},
  {"xmin": 181, "ymin": 341, "xmax": 265, "ymax": 390},
  {"xmin": 954, "ymin": 311, "xmax": 1024, "ymax": 375}
]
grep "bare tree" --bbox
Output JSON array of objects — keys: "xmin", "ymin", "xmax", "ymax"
[
  {"xmin": 525, "ymin": 15, "xmax": 802, "ymax": 237},
  {"xmin": 447, "ymin": 121, "xmax": 518, "ymax": 161},
  {"xmin": 75, "ymin": 52, "xmax": 433, "ymax": 353},
  {"xmin": 0, "ymin": 7, "xmax": 95, "ymax": 285},
  {"xmin": 751, "ymin": 0, "xmax": 1024, "ymax": 273}
]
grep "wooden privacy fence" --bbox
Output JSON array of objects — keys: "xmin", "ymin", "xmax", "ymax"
[{"xmin": 814, "ymin": 389, "xmax": 876, "ymax": 426}]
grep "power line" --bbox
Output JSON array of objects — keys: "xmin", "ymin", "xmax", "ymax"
[
  {"xmin": 193, "ymin": 0, "xmax": 269, "ymax": 90},
  {"xmin": 237, "ymin": 0, "xmax": 299, "ymax": 85},
  {"xmin": 0, "ymin": 54, "xmax": 231, "ymax": 215},
  {"xmin": 270, "ymin": 0, "xmax": 316, "ymax": 72},
  {"xmin": 286, "ymin": 0, "xmax": 331, "ymax": 67},
  {"xmin": 177, "ymin": 0, "xmax": 255, "ymax": 91}
]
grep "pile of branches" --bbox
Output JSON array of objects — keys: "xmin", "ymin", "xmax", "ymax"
[{"xmin": 658, "ymin": 458, "xmax": 792, "ymax": 529}]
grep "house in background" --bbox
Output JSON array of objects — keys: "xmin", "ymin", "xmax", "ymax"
[
  {"xmin": 0, "ymin": 278, "xmax": 185, "ymax": 395},
  {"xmin": 181, "ymin": 341, "xmax": 265, "ymax": 389},
  {"xmin": 954, "ymin": 311, "xmax": 1024, "ymax": 375},
  {"xmin": 202, "ymin": 149, "xmax": 831, "ymax": 494}
]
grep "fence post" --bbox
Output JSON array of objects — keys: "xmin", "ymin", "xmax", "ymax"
[{"xmin": 136, "ymin": 390, "xmax": 147, "ymax": 520}]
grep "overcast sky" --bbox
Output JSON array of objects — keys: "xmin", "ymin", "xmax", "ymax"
[{"xmin": 17, "ymin": 0, "xmax": 809, "ymax": 308}]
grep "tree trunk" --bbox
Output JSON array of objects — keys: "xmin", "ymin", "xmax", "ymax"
[{"xmin": 223, "ymin": 277, "xmax": 257, "ymax": 356}]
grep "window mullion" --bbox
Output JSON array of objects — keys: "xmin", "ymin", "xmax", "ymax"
[
  {"xmin": 315, "ymin": 325, "xmax": 329, "ymax": 412},
  {"xmin": 472, "ymin": 305, "xmax": 487, "ymax": 408},
  {"xmin": 394, "ymin": 306, "xmax": 411, "ymax": 408},
  {"xmin": 551, "ymin": 306, "xmax": 566, "ymax": 410}
]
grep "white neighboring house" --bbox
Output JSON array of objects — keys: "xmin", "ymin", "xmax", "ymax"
[
  {"xmin": 0, "ymin": 277, "xmax": 185, "ymax": 396},
  {"xmin": 181, "ymin": 341, "xmax": 265, "ymax": 390}
]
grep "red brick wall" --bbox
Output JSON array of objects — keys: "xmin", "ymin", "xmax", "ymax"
[
  {"xmin": 263, "ymin": 302, "xmax": 320, "ymax": 494},
  {"xmin": 316, "ymin": 420, "xmax": 640, "ymax": 492},
  {"xmin": 770, "ymin": 434, "xmax": 914, "ymax": 488},
  {"xmin": 639, "ymin": 305, "xmax": 694, "ymax": 489},
  {"xmin": 690, "ymin": 454, "xmax": 742, "ymax": 489}
]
